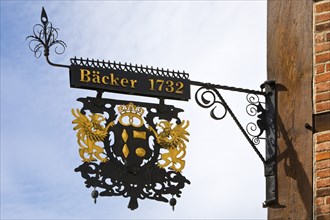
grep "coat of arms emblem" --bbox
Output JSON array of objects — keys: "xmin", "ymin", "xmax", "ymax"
[{"xmin": 72, "ymin": 97, "xmax": 190, "ymax": 210}]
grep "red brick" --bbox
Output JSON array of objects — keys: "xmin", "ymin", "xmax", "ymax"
[
  {"xmin": 315, "ymin": 72, "xmax": 330, "ymax": 83},
  {"xmin": 316, "ymin": 64, "xmax": 326, "ymax": 74},
  {"xmin": 316, "ymin": 101, "xmax": 330, "ymax": 112},
  {"xmin": 316, "ymin": 2, "xmax": 330, "ymax": 13},
  {"xmin": 327, "ymin": 32, "xmax": 330, "ymax": 42},
  {"xmin": 316, "ymin": 22, "xmax": 330, "ymax": 32},
  {"xmin": 315, "ymin": 92, "xmax": 330, "ymax": 103},
  {"xmin": 316, "ymin": 197, "xmax": 325, "ymax": 205},
  {"xmin": 327, "ymin": 63, "xmax": 330, "ymax": 71},
  {"xmin": 316, "ymin": 214, "xmax": 330, "ymax": 220},
  {"xmin": 316, "ymin": 81, "xmax": 330, "ymax": 93},
  {"xmin": 317, "ymin": 132, "xmax": 330, "ymax": 143},
  {"xmin": 316, "ymin": 159, "xmax": 330, "ymax": 170},
  {"xmin": 316, "ymin": 42, "xmax": 330, "ymax": 53},
  {"xmin": 326, "ymin": 196, "xmax": 330, "ymax": 204},
  {"xmin": 316, "ymin": 204, "xmax": 330, "ymax": 214},
  {"xmin": 316, "ymin": 33, "xmax": 326, "ymax": 43},
  {"xmin": 317, "ymin": 168, "xmax": 330, "ymax": 178},
  {"xmin": 316, "ymin": 52, "xmax": 330, "ymax": 63},
  {"xmin": 317, "ymin": 178, "xmax": 330, "ymax": 188},
  {"xmin": 317, "ymin": 187, "xmax": 330, "ymax": 197},
  {"xmin": 316, "ymin": 142, "xmax": 330, "ymax": 152},
  {"xmin": 316, "ymin": 13, "xmax": 330, "ymax": 24},
  {"xmin": 316, "ymin": 152, "xmax": 330, "ymax": 161}
]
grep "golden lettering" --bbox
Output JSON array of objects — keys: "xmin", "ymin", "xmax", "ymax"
[
  {"xmin": 109, "ymin": 73, "xmax": 119, "ymax": 86},
  {"xmin": 156, "ymin": 79, "xmax": 165, "ymax": 91},
  {"xmin": 130, "ymin": 79, "xmax": 137, "ymax": 88},
  {"xmin": 149, "ymin": 79, "xmax": 155, "ymax": 91},
  {"xmin": 149, "ymin": 78, "xmax": 185, "ymax": 94},
  {"xmin": 92, "ymin": 71, "xmax": 101, "ymax": 84},
  {"xmin": 80, "ymin": 69, "xmax": 91, "ymax": 82},
  {"xmin": 78, "ymin": 69, "xmax": 187, "ymax": 97},
  {"xmin": 120, "ymin": 78, "xmax": 129, "ymax": 87},
  {"xmin": 175, "ymin": 82, "xmax": 184, "ymax": 94},
  {"xmin": 102, "ymin": 76, "xmax": 109, "ymax": 84},
  {"xmin": 165, "ymin": 80, "xmax": 175, "ymax": 93}
]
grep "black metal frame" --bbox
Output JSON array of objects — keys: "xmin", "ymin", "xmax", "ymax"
[
  {"xmin": 26, "ymin": 7, "xmax": 278, "ymax": 208},
  {"xmin": 70, "ymin": 57, "xmax": 189, "ymax": 80},
  {"xmin": 191, "ymin": 80, "xmax": 277, "ymax": 207}
]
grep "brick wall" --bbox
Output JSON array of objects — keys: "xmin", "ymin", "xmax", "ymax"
[
  {"xmin": 314, "ymin": 0, "xmax": 330, "ymax": 113},
  {"xmin": 314, "ymin": 0, "xmax": 330, "ymax": 219},
  {"xmin": 314, "ymin": 132, "xmax": 330, "ymax": 219}
]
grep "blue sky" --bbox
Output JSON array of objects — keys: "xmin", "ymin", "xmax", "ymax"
[{"xmin": 1, "ymin": 1, "xmax": 267, "ymax": 219}]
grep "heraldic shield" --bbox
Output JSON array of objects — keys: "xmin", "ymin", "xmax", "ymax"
[{"xmin": 72, "ymin": 96, "xmax": 190, "ymax": 210}]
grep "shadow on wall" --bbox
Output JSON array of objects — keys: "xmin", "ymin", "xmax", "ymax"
[{"xmin": 275, "ymin": 83, "xmax": 313, "ymax": 217}]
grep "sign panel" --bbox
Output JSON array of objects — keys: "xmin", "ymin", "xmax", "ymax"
[{"xmin": 69, "ymin": 58, "xmax": 190, "ymax": 100}]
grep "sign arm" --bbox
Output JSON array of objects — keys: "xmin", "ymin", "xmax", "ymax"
[
  {"xmin": 190, "ymin": 80, "xmax": 267, "ymax": 95},
  {"xmin": 45, "ymin": 55, "xmax": 70, "ymax": 69},
  {"xmin": 192, "ymin": 80, "xmax": 277, "ymax": 207}
]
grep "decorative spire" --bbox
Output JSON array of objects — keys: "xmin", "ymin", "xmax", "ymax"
[
  {"xmin": 41, "ymin": 7, "xmax": 48, "ymax": 26},
  {"xmin": 26, "ymin": 7, "xmax": 66, "ymax": 58}
]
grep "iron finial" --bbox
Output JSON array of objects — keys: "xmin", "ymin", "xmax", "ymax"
[
  {"xmin": 41, "ymin": 7, "xmax": 48, "ymax": 26},
  {"xmin": 27, "ymin": 7, "xmax": 68, "ymax": 68}
]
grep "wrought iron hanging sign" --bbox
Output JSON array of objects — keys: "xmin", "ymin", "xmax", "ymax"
[{"xmin": 27, "ymin": 7, "xmax": 278, "ymax": 210}]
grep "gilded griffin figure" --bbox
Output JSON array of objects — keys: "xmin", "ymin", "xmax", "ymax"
[
  {"xmin": 149, "ymin": 120, "xmax": 189, "ymax": 172},
  {"xmin": 72, "ymin": 109, "xmax": 113, "ymax": 162}
]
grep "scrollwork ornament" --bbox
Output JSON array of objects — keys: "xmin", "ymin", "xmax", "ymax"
[
  {"xmin": 26, "ymin": 7, "xmax": 66, "ymax": 58},
  {"xmin": 246, "ymin": 93, "xmax": 262, "ymax": 116},
  {"xmin": 246, "ymin": 103, "xmax": 259, "ymax": 116},
  {"xmin": 246, "ymin": 93, "xmax": 260, "ymax": 105},
  {"xmin": 246, "ymin": 122, "xmax": 262, "ymax": 145},
  {"xmin": 252, "ymin": 136, "xmax": 261, "ymax": 145},
  {"xmin": 245, "ymin": 93, "xmax": 267, "ymax": 145},
  {"xmin": 195, "ymin": 87, "xmax": 227, "ymax": 120},
  {"xmin": 246, "ymin": 122, "xmax": 258, "ymax": 136}
]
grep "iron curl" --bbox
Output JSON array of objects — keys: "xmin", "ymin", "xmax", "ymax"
[{"xmin": 195, "ymin": 86, "xmax": 227, "ymax": 120}]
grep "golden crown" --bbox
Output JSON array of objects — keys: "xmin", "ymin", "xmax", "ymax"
[
  {"xmin": 117, "ymin": 103, "xmax": 145, "ymax": 127},
  {"xmin": 117, "ymin": 102, "xmax": 144, "ymax": 116}
]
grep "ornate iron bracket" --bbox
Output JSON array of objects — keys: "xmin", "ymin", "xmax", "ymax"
[
  {"xmin": 26, "ymin": 8, "xmax": 278, "ymax": 209},
  {"xmin": 191, "ymin": 80, "xmax": 277, "ymax": 207}
]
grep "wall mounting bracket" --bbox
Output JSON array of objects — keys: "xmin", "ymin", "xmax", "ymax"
[{"xmin": 191, "ymin": 80, "xmax": 277, "ymax": 207}]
